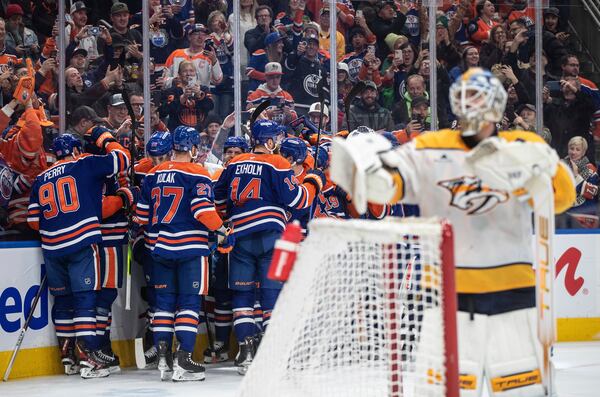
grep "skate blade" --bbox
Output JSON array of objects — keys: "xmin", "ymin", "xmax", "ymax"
[
  {"xmin": 204, "ymin": 353, "xmax": 229, "ymax": 364},
  {"xmin": 172, "ymin": 369, "xmax": 205, "ymax": 382},
  {"xmin": 236, "ymin": 365, "xmax": 249, "ymax": 376},
  {"xmin": 64, "ymin": 364, "xmax": 80, "ymax": 376},
  {"xmin": 80, "ymin": 367, "xmax": 110, "ymax": 379},
  {"xmin": 108, "ymin": 365, "xmax": 121, "ymax": 374},
  {"xmin": 160, "ymin": 370, "xmax": 173, "ymax": 381}
]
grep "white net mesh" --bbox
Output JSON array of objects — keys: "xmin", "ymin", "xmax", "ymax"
[{"xmin": 238, "ymin": 218, "xmax": 456, "ymax": 397}]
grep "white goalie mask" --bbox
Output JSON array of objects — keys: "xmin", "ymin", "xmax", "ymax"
[{"xmin": 449, "ymin": 67, "xmax": 507, "ymax": 137}]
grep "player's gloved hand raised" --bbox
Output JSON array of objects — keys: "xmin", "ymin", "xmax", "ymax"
[
  {"xmin": 304, "ymin": 169, "xmax": 326, "ymax": 193},
  {"xmin": 116, "ymin": 186, "xmax": 140, "ymax": 212},
  {"xmin": 87, "ymin": 126, "xmax": 117, "ymax": 151}
]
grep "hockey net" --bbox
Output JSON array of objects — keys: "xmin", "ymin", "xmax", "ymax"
[{"xmin": 238, "ymin": 218, "xmax": 459, "ymax": 397}]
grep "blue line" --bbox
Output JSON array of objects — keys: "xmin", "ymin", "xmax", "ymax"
[{"xmin": 0, "ymin": 240, "xmax": 42, "ymax": 248}]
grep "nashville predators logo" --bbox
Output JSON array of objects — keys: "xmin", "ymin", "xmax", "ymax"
[{"xmin": 438, "ymin": 176, "xmax": 509, "ymax": 215}]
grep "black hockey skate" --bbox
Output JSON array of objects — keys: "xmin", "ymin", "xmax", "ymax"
[
  {"xmin": 234, "ymin": 336, "xmax": 256, "ymax": 375},
  {"xmin": 75, "ymin": 341, "xmax": 110, "ymax": 379},
  {"xmin": 95, "ymin": 345, "xmax": 121, "ymax": 374},
  {"xmin": 157, "ymin": 341, "xmax": 173, "ymax": 381},
  {"xmin": 203, "ymin": 341, "xmax": 229, "ymax": 363},
  {"xmin": 172, "ymin": 350, "xmax": 206, "ymax": 381},
  {"xmin": 58, "ymin": 337, "xmax": 79, "ymax": 375}
]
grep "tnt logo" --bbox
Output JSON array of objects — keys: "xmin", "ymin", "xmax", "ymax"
[{"xmin": 555, "ymin": 247, "xmax": 585, "ymax": 296}]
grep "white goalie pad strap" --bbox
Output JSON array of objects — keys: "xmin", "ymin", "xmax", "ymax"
[
  {"xmin": 485, "ymin": 308, "xmax": 545, "ymax": 397},
  {"xmin": 465, "ymin": 137, "xmax": 559, "ymax": 196},
  {"xmin": 331, "ymin": 135, "xmax": 395, "ymax": 214},
  {"xmin": 457, "ymin": 311, "xmax": 488, "ymax": 397}
]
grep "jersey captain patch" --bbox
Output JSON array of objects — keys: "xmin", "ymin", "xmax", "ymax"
[{"xmin": 438, "ymin": 176, "xmax": 509, "ymax": 215}]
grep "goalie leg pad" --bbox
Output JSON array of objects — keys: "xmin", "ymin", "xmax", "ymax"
[
  {"xmin": 485, "ymin": 308, "xmax": 545, "ymax": 397},
  {"xmin": 457, "ymin": 311, "xmax": 488, "ymax": 397},
  {"xmin": 175, "ymin": 294, "xmax": 201, "ymax": 352},
  {"xmin": 232, "ymin": 290, "xmax": 256, "ymax": 342}
]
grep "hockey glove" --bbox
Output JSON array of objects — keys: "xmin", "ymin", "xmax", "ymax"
[
  {"xmin": 304, "ymin": 169, "xmax": 326, "ymax": 194},
  {"xmin": 87, "ymin": 126, "xmax": 117, "ymax": 152},
  {"xmin": 216, "ymin": 222, "xmax": 235, "ymax": 253},
  {"xmin": 116, "ymin": 186, "xmax": 140, "ymax": 213}
]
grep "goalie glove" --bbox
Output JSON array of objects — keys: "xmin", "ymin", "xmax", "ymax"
[
  {"xmin": 465, "ymin": 137, "xmax": 559, "ymax": 200},
  {"xmin": 330, "ymin": 134, "xmax": 402, "ymax": 214}
]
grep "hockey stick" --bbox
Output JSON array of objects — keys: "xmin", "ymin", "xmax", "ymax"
[
  {"xmin": 3, "ymin": 274, "xmax": 47, "ymax": 381},
  {"xmin": 250, "ymin": 99, "xmax": 272, "ymax": 126},
  {"xmin": 121, "ymin": 88, "xmax": 139, "ymax": 311},
  {"xmin": 344, "ymin": 81, "xmax": 367, "ymax": 133},
  {"xmin": 313, "ymin": 76, "xmax": 327, "ymax": 168}
]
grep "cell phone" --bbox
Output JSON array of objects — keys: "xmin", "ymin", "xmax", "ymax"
[
  {"xmin": 150, "ymin": 71, "xmax": 161, "ymax": 86},
  {"xmin": 421, "ymin": 42, "xmax": 429, "ymax": 50},
  {"xmin": 89, "ymin": 26, "xmax": 101, "ymax": 36},
  {"xmin": 395, "ymin": 49, "xmax": 403, "ymax": 59},
  {"xmin": 367, "ymin": 45, "xmax": 375, "ymax": 55},
  {"xmin": 241, "ymin": 111, "xmax": 251, "ymax": 124},
  {"xmin": 356, "ymin": 10, "xmax": 363, "ymax": 18},
  {"xmin": 546, "ymin": 80, "xmax": 561, "ymax": 94}
]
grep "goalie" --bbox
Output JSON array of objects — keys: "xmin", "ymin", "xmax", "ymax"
[{"xmin": 331, "ymin": 68, "xmax": 576, "ymax": 397}]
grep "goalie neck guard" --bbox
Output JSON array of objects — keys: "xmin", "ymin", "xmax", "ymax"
[{"xmin": 449, "ymin": 67, "xmax": 507, "ymax": 137}]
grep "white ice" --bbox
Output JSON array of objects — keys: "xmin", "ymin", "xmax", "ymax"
[{"xmin": 1, "ymin": 342, "xmax": 598, "ymax": 397}]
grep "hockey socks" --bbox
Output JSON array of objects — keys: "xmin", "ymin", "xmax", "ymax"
[
  {"xmin": 175, "ymin": 310, "xmax": 200, "ymax": 352},
  {"xmin": 96, "ymin": 288, "xmax": 118, "ymax": 348},
  {"xmin": 152, "ymin": 311, "xmax": 175, "ymax": 351},
  {"xmin": 52, "ymin": 295, "xmax": 75, "ymax": 339},
  {"xmin": 213, "ymin": 289, "xmax": 233, "ymax": 344},
  {"xmin": 72, "ymin": 291, "xmax": 98, "ymax": 350},
  {"xmin": 233, "ymin": 290, "xmax": 257, "ymax": 342}
]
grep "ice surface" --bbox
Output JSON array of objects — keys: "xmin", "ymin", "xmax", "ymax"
[{"xmin": 1, "ymin": 342, "xmax": 598, "ymax": 397}]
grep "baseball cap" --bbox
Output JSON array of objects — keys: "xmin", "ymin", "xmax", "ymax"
[
  {"xmin": 364, "ymin": 80, "xmax": 378, "ymax": 91},
  {"xmin": 543, "ymin": 7, "xmax": 559, "ymax": 17},
  {"xmin": 412, "ymin": 96, "xmax": 429, "ymax": 108},
  {"xmin": 71, "ymin": 47, "xmax": 88, "ymax": 58},
  {"xmin": 70, "ymin": 1, "xmax": 88, "ymax": 14},
  {"xmin": 111, "ymin": 2, "xmax": 129, "ymax": 15},
  {"xmin": 70, "ymin": 106, "xmax": 103, "ymax": 126},
  {"xmin": 320, "ymin": 6, "xmax": 330, "ymax": 15},
  {"xmin": 186, "ymin": 23, "xmax": 209, "ymax": 35},
  {"xmin": 109, "ymin": 93, "xmax": 125, "ymax": 107},
  {"xmin": 309, "ymin": 102, "xmax": 329, "ymax": 118},
  {"xmin": 5, "ymin": 4, "xmax": 23, "ymax": 19},
  {"xmin": 436, "ymin": 15, "xmax": 449, "ymax": 28},
  {"xmin": 337, "ymin": 62, "xmax": 350, "ymax": 75},
  {"xmin": 384, "ymin": 33, "xmax": 408, "ymax": 51},
  {"xmin": 264, "ymin": 32, "xmax": 284, "ymax": 47},
  {"xmin": 264, "ymin": 62, "xmax": 283, "ymax": 76}
]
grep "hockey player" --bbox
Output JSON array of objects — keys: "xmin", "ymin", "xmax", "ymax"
[
  {"xmin": 135, "ymin": 126, "xmax": 224, "ymax": 382},
  {"xmin": 279, "ymin": 137, "xmax": 313, "ymax": 234},
  {"xmin": 332, "ymin": 68, "xmax": 576, "ymax": 397},
  {"xmin": 27, "ymin": 132, "xmax": 130, "ymax": 379},
  {"xmin": 133, "ymin": 131, "xmax": 174, "ymax": 369},
  {"xmin": 203, "ymin": 135, "xmax": 250, "ymax": 364},
  {"xmin": 214, "ymin": 119, "xmax": 325, "ymax": 374}
]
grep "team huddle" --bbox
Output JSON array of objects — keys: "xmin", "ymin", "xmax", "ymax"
[{"xmin": 27, "ymin": 68, "xmax": 576, "ymax": 396}]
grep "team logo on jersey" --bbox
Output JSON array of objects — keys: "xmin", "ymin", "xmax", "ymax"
[
  {"xmin": 303, "ymin": 74, "xmax": 321, "ymax": 98},
  {"xmin": 438, "ymin": 176, "xmax": 509, "ymax": 215},
  {"xmin": 0, "ymin": 166, "xmax": 13, "ymax": 201}
]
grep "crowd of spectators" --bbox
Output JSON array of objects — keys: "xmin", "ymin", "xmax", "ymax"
[{"xmin": 0, "ymin": 0, "xmax": 598, "ymax": 239}]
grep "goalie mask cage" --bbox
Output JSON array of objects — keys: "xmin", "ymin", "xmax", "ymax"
[{"xmin": 238, "ymin": 218, "xmax": 459, "ymax": 397}]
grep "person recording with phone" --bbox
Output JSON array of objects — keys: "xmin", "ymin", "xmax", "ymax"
[
  {"xmin": 5, "ymin": 4, "xmax": 39, "ymax": 61},
  {"xmin": 161, "ymin": 60, "xmax": 215, "ymax": 132}
]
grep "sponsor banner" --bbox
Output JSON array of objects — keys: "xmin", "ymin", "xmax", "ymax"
[{"xmin": 554, "ymin": 234, "xmax": 600, "ymax": 318}]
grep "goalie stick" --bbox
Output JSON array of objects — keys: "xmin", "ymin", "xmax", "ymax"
[
  {"xmin": 3, "ymin": 275, "xmax": 47, "ymax": 381},
  {"xmin": 121, "ymin": 88, "xmax": 139, "ymax": 311}
]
